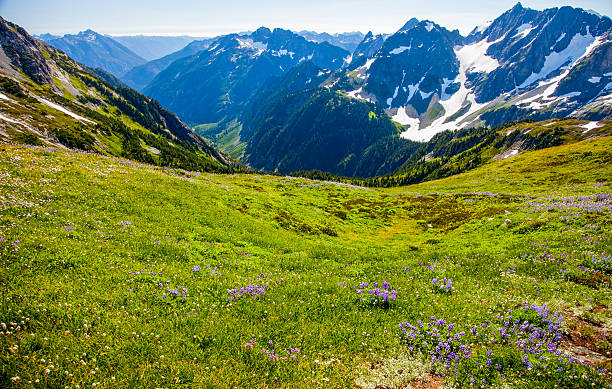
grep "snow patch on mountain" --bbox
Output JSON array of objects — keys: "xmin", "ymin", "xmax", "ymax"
[
  {"xmin": 390, "ymin": 45, "xmax": 411, "ymax": 55},
  {"xmin": 581, "ymin": 121, "xmax": 602, "ymax": 133},
  {"xmin": 387, "ymin": 86, "xmax": 400, "ymax": 106},
  {"xmin": 349, "ymin": 57, "xmax": 377, "ymax": 83},
  {"xmin": 519, "ymin": 30, "xmax": 598, "ymax": 89},
  {"xmin": 554, "ymin": 33, "xmax": 566, "ymax": 45},
  {"xmin": 271, "ymin": 49, "xmax": 295, "ymax": 58},
  {"xmin": 475, "ymin": 20, "xmax": 493, "ymax": 34},
  {"xmin": 0, "ymin": 112, "xmax": 20, "ymax": 124},
  {"xmin": 38, "ymin": 98, "xmax": 95, "ymax": 124},
  {"xmin": 343, "ymin": 54, "xmax": 353, "ymax": 66},
  {"xmin": 399, "ymin": 37, "xmax": 504, "ymax": 141},
  {"xmin": 346, "ymin": 87, "xmax": 376, "ymax": 103},
  {"xmin": 392, "ymin": 106, "xmax": 420, "ymax": 130},
  {"xmin": 420, "ymin": 90, "xmax": 434, "ymax": 99},
  {"xmin": 514, "ymin": 23, "xmax": 536, "ymax": 38},
  {"xmin": 455, "ymin": 38, "xmax": 501, "ymax": 74},
  {"xmin": 404, "ymin": 75, "xmax": 426, "ymax": 104},
  {"xmin": 347, "ymin": 87, "xmax": 363, "ymax": 99}
]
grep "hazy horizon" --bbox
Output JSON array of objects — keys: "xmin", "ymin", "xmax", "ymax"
[{"xmin": 1, "ymin": 0, "xmax": 610, "ymax": 38}]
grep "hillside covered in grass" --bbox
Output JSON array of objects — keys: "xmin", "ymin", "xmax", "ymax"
[
  {"xmin": 0, "ymin": 17, "xmax": 234, "ymax": 173},
  {"xmin": 1, "ymin": 134, "xmax": 611, "ymax": 387}
]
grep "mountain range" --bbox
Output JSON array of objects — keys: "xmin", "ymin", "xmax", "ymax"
[
  {"xmin": 296, "ymin": 31, "xmax": 365, "ymax": 52},
  {"xmin": 135, "ymin": 3, "xmax": 611, "ymax": 176},
  {"xmin": 5, "ymin": 3, "xmax": 612, "ymax": 179},
  {"xmin": 346, "ymin": 3, "xmax": 612, "ymax": 141},
  {"xmin": 143, "ymin": 28, "xmax": 351, "ymax": 124}
]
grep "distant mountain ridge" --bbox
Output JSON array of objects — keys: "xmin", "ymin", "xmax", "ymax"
[
  {"xmin": 143, "ymin": 27, "xmax": 351, "ymax": 124},
  {"xmin": 297, "ymin": 31, "xmax": 364, "ymax": 52},
  {"xmin": 121, "ymin": 38, "xmax": 217, "ymax": 90},
  {"xmin": 38, "ymin": 29, "xmax": 146, "ymax": 77},
  {"xmin": 111, "ymin": 35, "xmax": 205, "ymax": 61}
]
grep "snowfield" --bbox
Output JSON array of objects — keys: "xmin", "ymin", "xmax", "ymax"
[{"xmin": 38, "ymin": 98, "xmax": 96, "ymax": 124}]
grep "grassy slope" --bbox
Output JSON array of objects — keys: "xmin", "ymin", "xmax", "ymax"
[
  {"xmin": 0, "ymin": 80, "xmax": 227, "ymax": 172},
  {"xmin": 193, "ymin": 121, "xmax": 246, "ymax": 160},
  {"xmin": 0, "ymin": 137, "xmax": 611, "ymax": 387},
  {"xmin": 405, "ymin": 135, "xmax": 612, "ymax": 196}
]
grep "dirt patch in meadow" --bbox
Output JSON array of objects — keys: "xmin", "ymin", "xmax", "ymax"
[
  {"xmin": 406, "ymin": 375, "xmax": 445, "ymax": 388},
  {"xmin": 563, "ymin": 305, "xmax": 612, "ymax": 369}
]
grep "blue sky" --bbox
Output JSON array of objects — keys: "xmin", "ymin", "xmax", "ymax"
[{"xmin": 1, "ymin": 0, "xmax": 610, "ymax": 37}]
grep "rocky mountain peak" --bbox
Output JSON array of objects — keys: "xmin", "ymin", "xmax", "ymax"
[
  {"xmin": 0, "ymin": 16, "xmax": 55, "ymax": 85},
  {"xmin": 398, "ymin": 18, "xmax": 419, "ymax": 32}
]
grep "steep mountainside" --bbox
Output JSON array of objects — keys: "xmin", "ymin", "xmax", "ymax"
[
  {"xmin": 144, "ymin": 27, "xmax": 350, "ymax": 124},
  {"xmin": 297, "ymin": 31, "xmax": 365, "ymax": 52},
  {"xmin": 111, "ymin": 35, "xmax": 203, "ymax": 61},
  {"xmin": 347, "ymin": 31, "xmax": 387, "ymax": 70},
  {"xmin": 338, "ymin": 4, "xmax": 612, "ymax": 141},
  {"xmin": 121, "ymin": 38, "xmax": 216, "ymax": 90},
  {"xmin": 40, "ymin": 30, "xmax": 146, "ymax": 77},
  {"xmin": 238, "ymin": 57, "xmax": 612, "ymax": 178},
  {"xmin": 0, "ymin": 17, "xmax": 232, "ymax": 172},
  {"xmin": 239, "ymin": 62, "xmax": 412, "ymax": 176}
]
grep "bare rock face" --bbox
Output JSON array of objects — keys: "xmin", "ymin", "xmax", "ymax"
[
  {"xmin": 0, "ymin": 16, "xmax": 54, "ymax": 85},
  {"xmin": 348, "ymin": 31, "xmax": 386, "ymax": 71}
]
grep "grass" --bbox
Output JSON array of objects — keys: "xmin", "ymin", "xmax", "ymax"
[
  {"xmin": 193, "ymin": 121, "xmax": 246, "ymax": 159},
  {"xmin": 404, "ymin": 135, "xmax": 612, "ymax": 196},
  {"xmin": 0, "ymin": 137, "xmax": 611, "ymax": 387}
]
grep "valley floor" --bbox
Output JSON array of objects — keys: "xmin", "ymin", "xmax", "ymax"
[{"xmin": 1, "ymin": 137, "xmax": 611, "ymax": 387}]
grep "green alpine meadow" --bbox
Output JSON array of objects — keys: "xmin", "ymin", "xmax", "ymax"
[
  {"xmin": 1, "ymin": 1, "xmax": 612, "ymax": 388},
  {"xmin": 1, "ymin": 130, "xmax": 611, "ymax": 387}
]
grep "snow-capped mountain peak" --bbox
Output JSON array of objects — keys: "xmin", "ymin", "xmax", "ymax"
[{"xmin": 340, "ymin": 4, "xmax": 611, "ymax": 141}]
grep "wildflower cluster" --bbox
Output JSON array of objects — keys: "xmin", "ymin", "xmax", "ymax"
[
  {"xmin": 245, "ymin": 338, "xmax": 301, "ymax": 362},
  {"xmin": 582, "ymin": 252, "xmax": 612, "ymax": 274},
  {"xmin": 163, "ymin": 286, "xmax": 187, "ymax": 300},
  {"xmin": 126, "ymin": 266, "xmax": 188, "ymax": 302},
  {"xmin": 192, "ymin": 263, "xmax": 220, "ymax": 276},
  {"xmin": 354, "ymin": 281, "xmax": 397, "ymax": 307},
  {"xmin": 399, "ymin": 304, "xmax": 605, "ymax": 386},
  {"xmin": 431, "ymin": 277, "xmax": 453, "ymax": 293},
  {"xmin": 526, "ymin": 194, "xmax": 612, "ymax": 222},
  {"xmin": 227, "ymin": 283, "xmax": 267, "ymax": 300}
]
